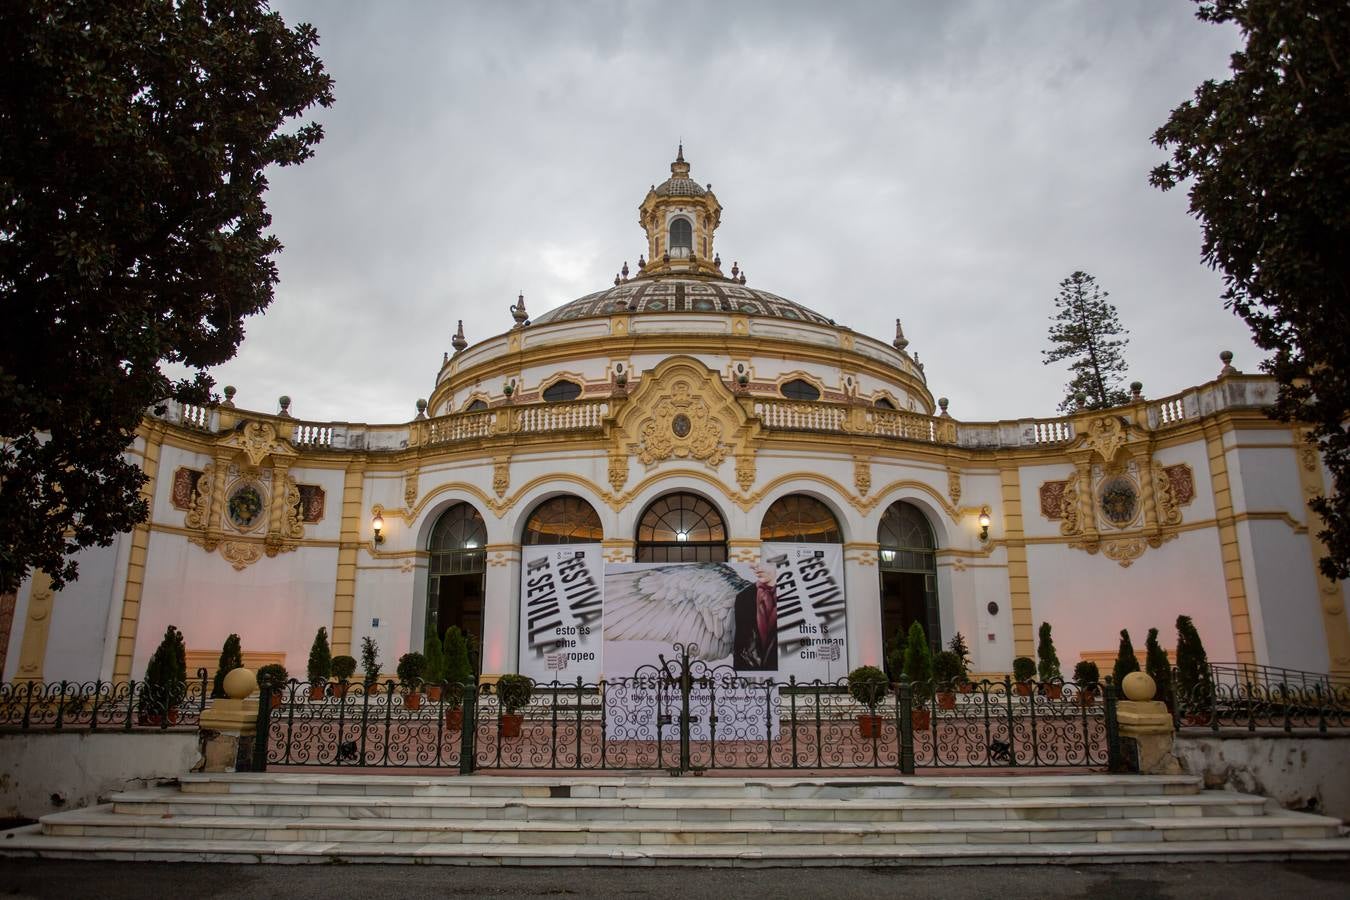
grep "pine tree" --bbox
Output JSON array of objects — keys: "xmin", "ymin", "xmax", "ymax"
[
  {"xmin": 140, "ymin": 625, "xmax": 187, "ymax": 716},
  {"xmin": 307, "ymin": 627, "xmax": 331, "ymax": 684},
  {"xmin": 1042, "ymin": 271, "xmax": 1131, "ymax": 413},
  {"xmin": 423, "ymin": 622, "xmax": 447, "ymax": 684},
  {"xmin": 901, "ymin": 621, "xmax": 933, "ymax": 696},
  {"xmin": 1112, "ymin": 628, "xmax": 1140, "ymax": 690},
  {"xmin": 360, "ymin": 636, "xmax": 381, "ymax": 687},
  {"xmin": 443, "ymin": 627, "xmax": 472, "ymax": 709},
  {"xmin": 211, "ymin": 633, "xmax": 243, "ymax": 699},
  {"xmin": 1144, "ymin": 627, "xmax": 1172, "ymax": 705},
  {"xmin": 1037, "ymin": 623, "xmax": 1062, "ymax": 682},
  {"xmin": 1174, "ymin": 615, "xmax": 1213, "ymax": 704}
]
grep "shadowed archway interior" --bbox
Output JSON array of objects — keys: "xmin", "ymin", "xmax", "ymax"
[
  {"xmin": 427, "ymin": 502, "xmax": 488, "ymax": 670},
  {"xmin": 635, "ymin": 492, "xmax": 728, "ymax": 563},
  {"xmin": 877, "ymin": 500, "xmax": 940, "ymax": 669}
]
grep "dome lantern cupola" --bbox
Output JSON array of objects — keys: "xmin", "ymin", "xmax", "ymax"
[{"xmin": 638, "ymin": 145, "xmax": 723, "ymax": 278}]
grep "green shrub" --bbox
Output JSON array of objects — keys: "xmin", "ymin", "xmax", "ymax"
[
  {"xmin": 1174, "ymin": 615, "xmax": 1213, "ymax": 704},
  {"xmin": 211, "ymin": 633, "xmax": 243, "ymax": 699},
  {"xmin": 140, "ymin": 625, "xmax": 187, "ymax": 716},
  {"xmin": 901, "ymin": 621, "xmax": 933, "ymax": 695},
  {"xmin": 847, "ymin": 665, "xmax": 889, "ymax": 712},
  {"xmin": 948, "ymin": 632, "xmax": 972, "ymax": 681},
  {"xmin": 1144, "ymin": 627, "xmax": 1172, "ymax": 704},
  {"xmin": 423, "ymin": 622, "xmax": 446, "ymax": 683},
  {"xmin": 1012, "ymin": 656, "xmax": 1036, "ymax": 683},
  {"xmin": 331, "ymin": 655, "xmax": 357, "ymax": 680},
  {"xmin": 443, "ymin": 626, "xmax": 473, "ymax": 708},
  {"xmin": 496, "ymin": 673, "xmax": 533, "ymax": 714},
  {"xmin": 360, "ymin": 636, "xmax": 381, "ymax": 687},
  {"xmin": 933, "ymin": 650, "xmax": 963, "ymax": 688},
  {"xmin": 1036, "ymin": 622, "xmax": 1062, "ymax": 682},
  {"xmin": 1072, "ymin": 660, "xmax": 1100, "ymax": 687},
  {"xmin": 307, "ymin": 627, "xmax": 332, "ymax": 683},
  {"xmin": 1112, "ymin": 629, "xmax": 1140, "ymax": 689},
  {"xmin": 256, "ymin": 663, "xmax": 289, "ymax": 693},
  {"xmin": 397, "ymin": 652, "xmax": 426, "ymax": 689}
]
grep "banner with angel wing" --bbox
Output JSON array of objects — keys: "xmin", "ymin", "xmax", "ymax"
[
  {"xmin": 761, "ymin": 544, "xmax": 849, "ymax": 683},
  {"xmin": 517, "ymin": 544, "xmax": 604, "ymax": 683}
]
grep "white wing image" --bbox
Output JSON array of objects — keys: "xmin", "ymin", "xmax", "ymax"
[{"xmin": 604, "ymin": 563, "xmax": 752, "ymax": 661}]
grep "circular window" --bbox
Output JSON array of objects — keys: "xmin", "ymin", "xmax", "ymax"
[
  {"xmin": 1099, "ymin": 476, "xmax": 1140, "ymax": 527},
  {"xmin": 226, "ymin": 483, "xmax": 266, "ymax": 531},
  {"xmin": 672, "ymin": 414, "xmax": 692, "ymax": 438}
]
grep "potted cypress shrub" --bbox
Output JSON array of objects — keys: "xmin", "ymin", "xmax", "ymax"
[
  {"xmin": 211, "ymin": 633, "xmax": 243, "ymax": 699},
  {"xmin": 1072, "ymin": 660, "xmax": 1100, "ymax": 705},
  {"xmin": 360, "ymin": 636, "xmax": 382, "ymax": 692},
  {"xmin": 257, "ymin": 663, "xmax": 289, "ymax": 709},
  {"xmin": 847, "ymin": 665, "xmax": 888, "ymax": 738},
  {"xmin": 933, "ymin": 650, "xmax": 963, "ymax": 710},
  {"xmin": 443, "ymin": 626, "xmax": 472, "ymax": 729},
  {"xmin": 423, "ymin": 623, "xmax": 446, "ymax": 702},
  {"xmin": 902, "ymin": 622, "xmax": 934, "ymax": 730},
  {"xmin": 139, "ymin": 625, "xmax": 187, "ymax": 726},
  {"xmin": 1012, "ymin": 656, "xmax": 1036, "ymax": 697},
  {"xmin": 397, "ymin": 652, "xmax": 426, "ymax": 710},
  {"xmin": 1144, "ymin": 627, "xmax": 1172, "ymax": 708},
  {"xmin": 1175, "ymin": 615, "xmax": 1214, "ymax": 723},
  {"xmin": 496, "ymin": 673, "xmax": 533, "ymax": 738},
  {"xmin": 307, "ymin": 627, "xmax": 332, "ymax": 701},
  {"xmin": 949, "ymin": 632, "xmax": 974, "ymax": 693},
  {"xmin": 1037, "ymin": 622, "xmax": 1063, "ymax": 699},
  {"xmin": 331, "ymin": 655, "xmax": 357, "ymax": 697},
  {"xmin": 1112, "ymin": 628, "xmax": 1140, "ymax": 692}
]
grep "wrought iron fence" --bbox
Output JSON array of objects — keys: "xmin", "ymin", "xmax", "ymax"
[
  {"xmin": 0, "ymin": 669, "xmax": 210, "ymax": 731},
  {"xmin": 256, "ymin": 647, "xmax": 1120, "ymax": 774},
  {"xmin": 1171, "ymin": 669, "xmax": 1350, "ymax": 734}
]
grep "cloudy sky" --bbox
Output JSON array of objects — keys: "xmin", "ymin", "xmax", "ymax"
[{"xmin": 211, "ymin": 0, "xmax": 1258, "ymax": 424}]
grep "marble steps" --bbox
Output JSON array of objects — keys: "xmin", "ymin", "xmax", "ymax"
[
  {"xmin": 4, "ymin": 825, "xmax": 1349, "ymax": 866},
  {"xmin": 37, "ymin": 805, "xmax": 1344, "ymax": 846},
  {"xmin": 108, "ymin": 786, "xmax": 1271, "ymax": 822}
]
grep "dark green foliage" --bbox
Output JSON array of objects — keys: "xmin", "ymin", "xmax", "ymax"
[
  {"xmin": 933, "ymin": 651, "xmax": 963, "ymax": 688},
  {"xmin": 360, "ymin": 636, "xmax": 380, "ymax": 687},
  {"xmin": 948, "ymin": 632, "xmax": 972, "ymax": 680},
  {"xmin": 884, "ymin": 626, "xmax": 905, "ymax": 679},
  {"xmin": 211, "ymin": 634, "xmax": 243, "ymax": 699},
  {"xmin": 847, "ymin": 665, "xmax": 889, "ymax": 712},
  {"xmin": 0, "ymin": 0, "xmax": 333, "ymax": 594},
  {"xmin": 1072, "ymin": 660, "xmax": 1100, "ymax": 687},
  {"xmin": 139, "ymin": 625, "xmax": 186, "ymax": 714},
  {"xmin": 1013, "ymin": 656, "xmax": 1036, "ymax": 683},
  {"xmin": 1144, "ymin": 627, "xmax": 1172, "ymax": 704},
  {"xmin": 423, "ymin": 622, "xmax": 446, "ymax": 683},
  {"xmin": 331, "ymin": 655, "xmax": 356, "ymax": 680},
  {"xmin": 307, "ymin": 628, "xmax": 331, "ymax": 682},
  {"xmin": 902, "ymin": 622, "xmax": 934, "ymax": 696},
  {"xmin": 443, "ymin": 627, "xmax": 472, "ymax": 709},
  {"xmin": 1037, "ymin": 622, "xmax": 1062, "ymax": 682},
  {"xmin": 1175, "ymin": 615, "xmax": 1214, "ymax": 703},
  {"xmin": 1113, "ymin": 629, "xmax": 1141, "ymax": 689},
  {"xmin": 256, "ymin": 663, "xmax": 288, "ymax": 693},
  {"xmin": 397, "ymin": 652, "xmax": 426, "ymax": 688},
  {"xmin": 496, "ymin": 673, "xmax": 533, "ymax": 714},
  {"xmin": 1151, "ymin": 0, "xmax": 1350, "ymax": 580},
  {"xmin": 1042, "ymin": 271, "xmax": 1131, "ymax": 413}
]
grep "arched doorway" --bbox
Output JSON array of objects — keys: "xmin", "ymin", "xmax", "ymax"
[
  {"xmin": 761, "ymin": 494, "xmax": 847, "ymax": 679},
  {"xmin": 877, "ymin": 501, "xmax": 939, "ymax": 674},
  {"xmin": 521, "ymin": 495, "xmax": 603, "ymax": 545},
  {"xmin": 760, "ymin": 494, "xmax": 841, "ymax": 543},
  {"xmin": 635, "ymin": 492, "xmax": 727, "ymax": 562},
  {"xmin": 426, "ymin": 502, "xmax": 487, "ymax": 671}
]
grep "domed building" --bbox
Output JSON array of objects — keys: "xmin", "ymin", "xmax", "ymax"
[{"xmin": 5, "ymin": 150, "xmax": 1347, "ymax": 687}]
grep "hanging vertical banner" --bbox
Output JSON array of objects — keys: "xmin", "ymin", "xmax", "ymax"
[
  {"xmin": 761, "ymin": 544, "xmax": 848, "ymax": 683},
  {"xmin": 517, "ymin": 544, "xmax": 604, "ymax": 683}
]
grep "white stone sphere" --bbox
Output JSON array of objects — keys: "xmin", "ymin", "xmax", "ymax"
[
  {"xmin": 1122, "ymin": 671, "xmax": 1156, "ymax": 702},
  {"xmin": 223, "ymin": 667, "xmax": 258, "ymax": 700}
]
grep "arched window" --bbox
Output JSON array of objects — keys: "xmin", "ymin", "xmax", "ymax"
[
  {"xmin": 669, "ymin": 217, "xmax": 692, "ymax": 257},
  {"xmin": 876, "ymin": 500, "xmax": 940, "ymax": 662},
  {"xmin": 781, "ymin": 379, "xmax": 821, "ymax": 401},
  {"xmin": 874, "ymin": 397, "xmax": 896, "ymax": 410},
  {"xmin": 426, "ymin": 503, "xmax": 488, "ymax": 667},
  {"xmin": 465, "ymin": 399, "xmax": 488, "ymax": 412},
  {"xmin": 522, "ymin": 496, "xmax": 603, "ymax": 545},
  {"xmin": 542, "ymin": 380, "xmax": 582, "ymax": 403},
  {"xmin": 760, "ymin": 494, "xmax": 841, "ymax": 543},
  {"xmin": 636, "ymin": 492, "xmax": 727, "ymax": 563},
  {"xmin": 877, "ymin": 501, "xmax": 935, "ymax": 569}
]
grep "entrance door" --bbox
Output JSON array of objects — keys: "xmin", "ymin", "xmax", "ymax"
[
  {"xmin": 426, "ymin": 503, "xmax": 488, "ymax": 673},
  {"xmin": 877, "ymin": 501, "xmax": 940, "ymax": 677}
]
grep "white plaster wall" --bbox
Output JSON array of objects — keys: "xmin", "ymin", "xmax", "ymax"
[
  {"xmin": 1017, "ymin": 462, "xmax": 1076, "ymax": 540},
  {"xmin": 1174, "ymin": 734, "xmax": 1350, "ymax": 821},
  {"xmin": 1238, "ymin": 520, "xmax": 1328, "ymax": 672},
  {"xmin": 1154, "ymin": 439, "xmax": 1216, "ymax": 521},
  {"xmin": 41, "ymin": 538, "xmax": 123, "ymax": 683},
  {"xmin": 0, "ymin": 731, "xmax": 200, "ymax": 819},
  {"xmin": 1024, "ymin": 530, "xmax": 1237, "ymax": 668},
  {"xmin": 135, "ymin": 532, "xmax": 339, "ymax": 679}
]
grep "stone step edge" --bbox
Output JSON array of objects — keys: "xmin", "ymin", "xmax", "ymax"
[
  {"xmin": 178, "ymin": 773, "xmax": 1201, "ymax": 789},
  {"xmin": 40, "ymin": 808, "xmax": 1343, "ymax": 835}
]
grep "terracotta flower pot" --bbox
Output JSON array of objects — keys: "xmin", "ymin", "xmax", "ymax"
[
  {"xmin": 1044, "ymin": 683, "xmax": 1063, "ymax": 701},
  {"xmin": 857, "ymin": 713, "xmax": 883, "ymax": 739},
  {"xmin": 329, "ymin": 683, "xmax": 349, "ymax": 699},
  {"xmin": 1079, "ymin": 689, "xmax": 1097, "ymax": 706},
  {"xmin": 1015, "ymin": 682, "xmax": 1033, "ymax": 697},
  {"xmin": 958, "ymin": 682, "xmax": 975, "ymax": 694},
  {"xmin": 445, "ymin": 707, "xmax": 464, "ymax": 730},
  {"xmin": 937, "ymin": 691, "xmax": 957, "ymax": 711},
  {"xmin": 270, "ymin": 693, "xmax": 283, "ymax": 710},
  {"xmin": 426, "ymin": 685, "xmax": 443, "ymax": 702},
  {"xmin": 404, "ymin": 691, "xmax": 422, "ymax": 711},
  {"xmin": 140, "ymin": 707, "xmax": 179, "ymax": 727},
  {"xmin": 308, "ymin": 685, "xmax": 326, "ymax": 702},
  {"xmin": 500, "ymin": 712, "xmax": 523, "ymax": 738},
  {"xmin": 911, "ymin": 708, "xmax": 931, "ymax": 732}
]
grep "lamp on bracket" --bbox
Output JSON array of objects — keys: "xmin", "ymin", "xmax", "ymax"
[
  {"xmin": 372, "ymin": 512, "xmax": 386, "ymax": 545},
  {"xmin": 978, "ymin": 507, "xmax": 991, "ymax": 543}
]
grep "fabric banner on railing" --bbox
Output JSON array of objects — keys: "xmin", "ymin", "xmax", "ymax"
[
  {"xmin": 517, "ymin": 544, "xmax": 604, "ymax": 683},
  {"xmin": 760, "ymin": 543, "xmax": 848, "ymax": 683}
]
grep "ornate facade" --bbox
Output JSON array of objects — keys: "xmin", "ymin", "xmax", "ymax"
[{"xmin": 5, "ymin": 151, "xmax": 1348, "ymax": 684}]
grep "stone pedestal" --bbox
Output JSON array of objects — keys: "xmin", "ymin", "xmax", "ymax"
[
  {"xmin": 1117, "ymin": 699, "xmax": 1181, "ymax": 775},
  {"xmin": 198, "ymin": 668, "xmax": 261, "ymax": 773}
]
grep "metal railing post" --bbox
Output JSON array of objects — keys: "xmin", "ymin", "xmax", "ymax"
[
  {"xmin": 459, "ymin": 680, "xmax": 478, "ymax": 775},
  {"xmin": 253, "ymin": 676, "xmax": 273, "ymax": 772},
  {"xmin": 899, "ymin": 674, "xmax": 914, "ymax": 775},
  {"xmin": 1104, "ymin": 678, "xmax": 1123, "ymax": 773}
]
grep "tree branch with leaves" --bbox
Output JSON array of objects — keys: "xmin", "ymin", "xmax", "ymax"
[{"xmin": 1042, "ymin": 271, "xmax": 1131, "ymax": 413}]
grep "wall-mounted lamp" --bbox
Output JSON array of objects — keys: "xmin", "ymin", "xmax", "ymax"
[
  {"xmin": 372, "ymin": 513, "xmax": 385, "ymax": 545},
  {"xmin": 978, "ymin": 507, "xmax": 991, "ymax": 542}
]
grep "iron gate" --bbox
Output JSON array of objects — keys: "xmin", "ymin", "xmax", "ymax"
[{"xmin": 256, "ymin": 643, "xmax": 1121, "ymax": 773}]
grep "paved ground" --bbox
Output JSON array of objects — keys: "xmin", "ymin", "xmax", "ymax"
[{"xmin": 2, "ymin": 860, "xmax": 1348, "ymax": 899}]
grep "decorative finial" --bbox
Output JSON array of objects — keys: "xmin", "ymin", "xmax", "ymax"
[
  {"xmin": 415, "ymin": 399, "xmax": 428, "ymax": 420},
  {"xmin": 511, "ymin": 292, "xmax": 528, "ymax": 326},
  {"xmin": 621, "ymin": 261, "xmax": 629, "ymax": 280},
  {"xmin": 637, "ymin": 254, "xmax": 646, "ymax": 269},
  {"xmin": 614, "ymin": 273, "xmax": 621, "ymax": 286},
  {"xmin": 1219, "ymin": 350, "xmax": 1240, "ymax": 377},
  {"xmin": 1074, "ymin": 391, "xmax": 1088, "ymax": 409},
  {"xmin": 221, "ymin": 385, "xmax": 236, "ymax": 409},
  {"xmin": 731, "ymin": 261, "xmax": 739, "ymax": 278},
  {"xmin": 451, "ymin": 320, "xmax": 467, "ymax": 354},
  {"xmin": 938, "ymin": 397, "xmax": 950, "ymax": 417},
  {"xmin": 1130, "ymin": 381, "xmax": 1144, "ymax": 401},
  {"xmin": 278, "ymin": 395, "xmax": 291, "ymax": 417},
  {"xmin": 713, "ymin": 253, "xmax": 721, "ymax": 268},
  {"xmin": 676, "ymin": 141, "xmax": 684, "ymax": 163},
  {"xmin": 738, "ymin": 271, "xmax": 746, "ymax": 285},
  {"xmin": 893, "ymin": 319, "xmax": 909, "ymax": 352}
]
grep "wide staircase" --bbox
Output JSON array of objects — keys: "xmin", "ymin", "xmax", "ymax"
[{"xmin": 3, "ymin": 772, "xmax": 1347, "ymax": 865}]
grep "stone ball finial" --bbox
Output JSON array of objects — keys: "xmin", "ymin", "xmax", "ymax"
[
  {"xmin": 221, "ymin": 385, "xmax": 236, "ymax": 409},
  {"xmin": 938, "ymin": 397, "xmax": 950, "ymax": 416},
  {"xmin": 1121, "ymin": 671, "xmax": 1156, "ymax": 702},
  {"xmin": 1130, "ymin": 381, "xmax": 1143, "ymax": 400},
  {"xmin": 278, "ymin": 395, "xmax": 291, "ymax": 416},
  {"xmin": 223, "ymin": 667, "xmax": 258, "ymax": 700},
  {"xmin": 415, "ymin": 398, "xmax": 428, "ymax": 419},
  {"xmin": 1218, "ymin": 350, "xmax": 1240, "ymax": 377}
]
